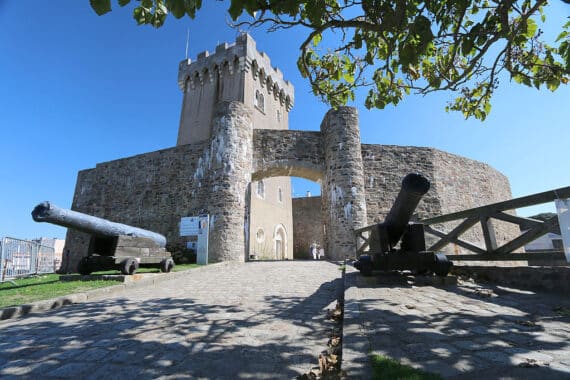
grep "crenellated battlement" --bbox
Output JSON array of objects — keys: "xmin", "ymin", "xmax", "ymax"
[{"xmin": 178, "ymin": 33, "xmax": 294, "ymax": 111}]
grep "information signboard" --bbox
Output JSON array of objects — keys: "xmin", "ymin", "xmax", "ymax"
[{"xmin": 180, "ymin": 214, "xmax": 209, "ymax": 265}]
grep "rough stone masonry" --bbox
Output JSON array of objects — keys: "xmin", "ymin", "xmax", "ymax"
[{"xmin": 63, "ymin": 35, "xmax": 518, "ymax": 272}]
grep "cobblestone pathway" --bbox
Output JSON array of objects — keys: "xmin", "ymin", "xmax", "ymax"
[
  {"xmin": 3, "ymin": 261, "xmax": 570, "ymax": 379},
  {"xmin": 0, "ymin": 261, "xmax": 343, "ymax": 379},
  {"xmin": 343, "ymin": 266, "xmax": 570, "ymax": 379}
]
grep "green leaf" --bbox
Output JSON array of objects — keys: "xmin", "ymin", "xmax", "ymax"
[
  {"xmin": 118, "ymin": 0, "xmax": 130, "ymax": 6},
  {"xmin": 228, "ymin": 0, "xmax": 244, "ymax": 20},
  {"xmin": 185, "ymin": 0, "xmax": 202, "ymax": 18},
  {"xmin": 90, "ymin": 0, "xmax": 111, "ymax": 16},
  {"xmin": 168, "ymin": 0, "xmax": 185, "ymax": 18},
  {"xmin": 430, "ymin": 76, "xmax": 441, "ymax": 88},
  {"xmin": 133, "ymin": 7, "xmax": 147, "ymax": 24},
  {"xmin": 547, "ymin": 79, "xmax": 560, "ymax": 91},
  {"xmin": 461, "ymin": 37, "xmax": 474, "ymax": 55},
  {"xmin": 333, "ymin": 69, "xmax": 341, "ymax": 81},
  {"xmin": 525, "ymin": 19, "xmax": 538, "ymax": 39},
  {"xmin": 312, "ymin": 33, "xmax": 322, "ymax": 46},
  {"xmin": 522, "ymin": 77, "xmax": 531, "ymax": 86}
]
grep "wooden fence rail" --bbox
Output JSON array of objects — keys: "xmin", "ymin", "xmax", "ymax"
[{"xmin": 419, "ymin": 186, "xmax": 570, "ymax": 261}]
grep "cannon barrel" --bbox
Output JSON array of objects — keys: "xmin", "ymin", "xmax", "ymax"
[
  {"xmin": 354, "ymin": 173, "xmax": 451, "ymax": 277},
  {"xmin": 32, "ymin": 201, "xmax": 167, "ymax": 248},
  {"xmin": 384, "ymin": 173, "xmax": 430, "ymax": 247}
]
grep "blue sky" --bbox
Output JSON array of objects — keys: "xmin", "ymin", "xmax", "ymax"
[{"xmin": 1, "ymin": 1, "xmax": 568, "ymax": 240}]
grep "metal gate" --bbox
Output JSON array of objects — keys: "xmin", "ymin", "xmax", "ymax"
[{"xmin": 0, "ymin": 237, "xmax": 56, "ymax": 282}]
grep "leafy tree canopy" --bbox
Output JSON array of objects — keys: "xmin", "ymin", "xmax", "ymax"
[{"xmin": 90, "ymin": 0, "xmax": 570, "ymax": 120}]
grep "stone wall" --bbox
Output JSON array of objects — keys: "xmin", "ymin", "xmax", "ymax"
[
  {"xmin": 431, "ymin": 149, "xmax": 519, "ymax": 260},
  {"xmin": 64, "ymin": 142, "xmax": 206, "ymax": 272},
  {"xmin": 65, "ymin": 107, "xmax": 522, "ymax": 271},
  {"xmin": 292, "ymin": 196, "xmax": 324, "ymax": 259},
  {"xmin": 252, "ymin": 129, "xmax": 324, "ymax": 182},
  {"xmin": 64, "ymin": 101, "xmax": 253, "ymax": 272},
  {"xmin": 452, "ymin": 266, "xmax": 570, "ymax": 295},
  {"xmin": 361, "ymin": 144, "xmax": 520, "ymax": 261},
  {"xmin": 361, "ymin": 145, "xmax": 441, "ymax": 223}
]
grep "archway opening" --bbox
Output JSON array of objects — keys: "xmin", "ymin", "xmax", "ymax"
[
  {"xmin": 247, "ymin": 175, "xmax": 323, "ymax": 261},
  {"xmin": 291, "ymin": 177, "xmax": 324, "ymax": 260}
]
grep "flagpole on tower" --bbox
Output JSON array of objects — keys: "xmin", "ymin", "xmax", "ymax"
[{"xmin": 185, "ymin": 28, "xmax": 190, "ymax": 60}]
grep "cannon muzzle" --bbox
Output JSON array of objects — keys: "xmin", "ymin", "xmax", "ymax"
[{"xmin": 32, "ymin": 201, "xmax": 166, "ymax": 248}]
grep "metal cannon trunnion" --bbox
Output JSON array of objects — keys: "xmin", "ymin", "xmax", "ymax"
[
  {"xmin": 32, "ymin": 201, "xmax": 174, "ymax": 275},
  {"xmin": 353, "ymin": 173, "xmax": 452, "ymax": 276}
]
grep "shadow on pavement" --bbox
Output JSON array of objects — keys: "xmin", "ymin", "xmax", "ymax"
[
  {"xmin": 345, "ymin": 270, "xmax": 570, "ymax": 379},
  {"xmin": 0, "ymin": 262, "xmax": 344, "ymax": 379}
]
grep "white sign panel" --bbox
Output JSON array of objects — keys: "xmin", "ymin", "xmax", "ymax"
[
  {"xmin": 555, "ymin": 198, "xmax": 570, "ymax": 263},
  {"xmin": 180, "ymin": 217, "xmax": 201, "ymax": 236},
  {"xmin": 180, "ymin": 215, "xmax": 209, "ymax": 265}
]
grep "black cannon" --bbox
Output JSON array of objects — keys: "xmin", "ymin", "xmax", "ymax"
[
  {"xmin": 353, "ymin": 173, "xmax": 452, "ymax": 276},
  {"xmin": 32, "ymin": 201, "xmax": 174, "ymax": 275}
]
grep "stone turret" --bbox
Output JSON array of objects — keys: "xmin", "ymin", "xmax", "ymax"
[
  {"xmin": 205, "ymin": 101, "xmax": 253, "ymax": 262},
  {"xmin": 177, "ymin": 33, "xmax": 295, "ymax": 145},
  {"xmin": 321, "ymin": 107, "xmax": 368, "ymax": 260}
]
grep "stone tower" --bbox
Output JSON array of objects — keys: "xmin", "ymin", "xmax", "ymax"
[{"xmin": 177, "ymin": 33, "xmax": 295, "ymax": 259}]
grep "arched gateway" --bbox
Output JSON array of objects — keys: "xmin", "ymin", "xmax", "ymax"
[
  {"xmin": 62, "ymin": 34, "xmax": 518, "ymax": 273},
  {"xmin": 163, "ymin": 96, "xmax": 369, "ymax": 264}
]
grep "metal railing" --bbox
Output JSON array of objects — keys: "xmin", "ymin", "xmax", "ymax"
[
  {"xmin": 419, "ymin": 186, "xmax": 570, "ymax": 262},
  {"xmin": 0, "ymin": 237, "xmax": 56, "ymax": 282}
]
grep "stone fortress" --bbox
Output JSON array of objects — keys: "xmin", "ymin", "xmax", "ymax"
[
  {"xmin": 62, "ymin": 34, "xmax": 518, "ymax": 272},
  {"xmin": 176, "ymin": 33, "xmax": 295, "ymax": 260}
]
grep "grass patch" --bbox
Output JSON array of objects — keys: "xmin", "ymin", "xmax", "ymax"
[
  {"xmin": 0, "ymin": 274, "xmax": 114, "ymax": 309},
  {"xmin": 0, "ymin": 264, "xmax": 200, "ymax": 309},
  {"xmin": 371, "ymin": 354, "xmax": 442, "ymax": 380}
]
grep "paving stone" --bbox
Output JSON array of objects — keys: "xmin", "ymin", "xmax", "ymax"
[
  {"xmin": 531, "ymin": 332, "xmax": 569, "ymax": 344},
  {"xmin": 84, "ymin": 364, "xmax": 147, "ymax": 380},
  {"xmin": 3, "ymin": 262, "xmax": 570, "ymax": 379},
  {"xmin": 466, "ymin": 325, "xmax": 493, "ymax": 335},
  {"xmin": 46, "ymin": 362, "xmax": 97, "ymax": 377},
  {"xmin": 473, "ymin": 350, "xmax": 513, "ymax": 364},
  {"xmin": 0, "ymin": 359, "xmax": 36, "ymax": 376},
  {"xmin": 0, "ymin": 262, "xmax": 342, "ymax": 379},
  {"xmin": 508, "ymin": 349, "xmax": 555, "ymax": 365},
  {"xmin": 420, "ymin": 359, "xmax": 464, "ymax": 377},
  {"xmin": 473, "ymin": 337, "xmax": 515, "ymax": 348},
  {"xmin": 549, "ymin": 361, "xmax": 570, "ymax": 374},
  {"xmin": 343, "ymin": 266, "xmax": 570, "ymax": 379},
  {"xmin": 451, "ymin": 339, "xmax": 486, "ymax": 351},
  {"xmin": 503, "ymin": 332, "xmax": 534, "ymax": 346}
]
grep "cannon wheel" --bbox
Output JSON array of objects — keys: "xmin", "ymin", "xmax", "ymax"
[
  {"xmin": 433, "ymin": 253, "xmax": 452, "ymax": 277},
  {"xmin": 77, "ymin": 257, "xmax": 92, "ymax": 275},
  {"xmin": 355, "ymin": 255, "xmax": 374, "ymax": 277},
  {"xmin": 119, "ymin": 258, "xmax": 139, "ymax": 275},
  {"xmin": 160, "ymin": 258, "xmax": 175, "ymax": 273},
  {"xmin": 360, "ymin": 261, "xmax": 373, "ymax": 277}
]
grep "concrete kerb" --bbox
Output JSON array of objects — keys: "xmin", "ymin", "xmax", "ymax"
[
  {"xmin": 0, "ymin": 263, "xmax": 226, "ymax": 322},
  {"xmin": 341, "ymin": 264, "xmax": 374, "ymax": 379}
]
